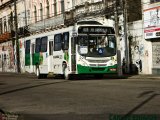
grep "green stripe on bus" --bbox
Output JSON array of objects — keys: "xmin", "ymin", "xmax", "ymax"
[{"xmin": 77, "ymin": 64, "xmax": 117, "ymax": 74}]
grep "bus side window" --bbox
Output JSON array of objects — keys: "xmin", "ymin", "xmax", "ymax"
[
  {"xmin": 62, "ymin": 32, "xmax": 69, "ymax": 50},
  {"xmin": 25, "ymin": 40, "xmax": 30, "ymax": 54},
  {"xmin": 54, "ymin": 34, "xmax": 62, "ymax": 51},
  {"xmin": 49, "ymin": 41, "xmax": 53, "ymax": 55},
  {"xmin": 41, "ymin": 36, "xmax": 48, "ymax": 52},
  {"xmin": 35, "ymin": 38, "xmax": 41, "ymax": 53}
]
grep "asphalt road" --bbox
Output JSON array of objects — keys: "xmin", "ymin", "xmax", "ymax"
[{"xmin": 0, "ymin": 72, "xmax": 160, "ymax": 120}]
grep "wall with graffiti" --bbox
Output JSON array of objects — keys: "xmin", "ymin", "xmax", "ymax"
[
  {"xmin": 0, "ymin": 41, "xmax": 16, "ymax": 72},
  {"xmin": 19, "ymin": 38, "xmax": 26, "ymax": 73},
  {"xmin": 152, "ymin": 42, "xmax": 160, "ymax": 68},
  {"xmin": 128, "ymin": 20, "xmax": 152, "ymax": 74}
]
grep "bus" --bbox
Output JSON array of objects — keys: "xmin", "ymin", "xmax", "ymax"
[{"xmin": 20, "ymin": 20, "xmax": 117, "ymax": 79}]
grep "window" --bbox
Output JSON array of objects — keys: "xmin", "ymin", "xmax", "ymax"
[
  {"xmin": 61, "ymin": 0, "xmax": 65, "ymax": 14},
  {"xmin": 34, "ymin": 6, "xmax": 37, "ymax": 22},
  {"xmin": 40, "ymin": 3, "xmax": 43, "ymax": 20},
  {"xmin": 46, "ymin": 0, "xmax": 50, "ymax": 18},
  {"xmin": 8, "ymin": 15, "xmax": 11, "ymax": 32},
  {"xmin": 4, "ymin": 54, "xmax": 6, "ymax": 60},
  {"xmin": 54, "ymin": 34, "xmax": 62, "ymax": 51},
  {"xmin": 10, "ymin": 12, "xmax": 13, "ymax": 31},
  {"xmin": 27, "ymin": 10, "xmax": 30, "ymax": 24},
  {"xmin": 54, "ymin": 0, "xmax": 57, "ymax": 16},
  {"xmin": 41, "ymin": 37, "xmax": 48, "ymax": 52},
  {"xmin": 3, "ymin": 17, "xmax": 7, "ymax": 32},
  {"xmin": 0, "ymin": 18, "xmax": 2, "ymax": 34},
  {"xmin": 72, "ymin": 0, "xmax": 75, "ymax": 7},
  {"xmin": 150, "ymin": 0, "xmax": 160, "ymax": 3},
  {"xmin": 35, "ymin": 38, "xmax": 41, "ymax": 53},
  {"xmin": 25, "ymin": 40, "xmax": 31, "ymax": 54},
  {"xmin": 62, "ymin": 32, "xmax": 69, "ymax": 50},
  {"xmin": 35, "ymin": 37, "xmax": 48, "ymax": 53}
]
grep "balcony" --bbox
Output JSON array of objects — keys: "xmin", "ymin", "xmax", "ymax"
[
  {"xmin": 0, "ymin": 32, "xmax": 12, "ymax": 43},
  {"xmin": 64, "ymin": 1, "xmax": 105, "ymax": 26},
  {"xmin": 0, "ymin": 0, "xmax": 13, "ymax": 10},
  {"xmin": 29, "ymin": 14, "xmax": 64, "ymax": 33}
]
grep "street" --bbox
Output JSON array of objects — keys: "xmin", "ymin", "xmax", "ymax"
[{"xmin": 0, "ymin": 72, "xmax": 160, "ymax": 120}]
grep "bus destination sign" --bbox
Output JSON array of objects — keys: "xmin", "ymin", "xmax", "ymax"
[{"xmin": 78, "ymin": 26, "xmax": 115, "ymax": 34}]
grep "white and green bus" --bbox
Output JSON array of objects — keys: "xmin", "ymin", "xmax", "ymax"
[{"xmin": 20, "ymin": 20, "xmax": 117, "ymax": 79}]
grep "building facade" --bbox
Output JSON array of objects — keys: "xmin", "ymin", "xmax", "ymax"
[{"xmin": 142, "ymin": 0, "xmax": 160, "ymax": 74}]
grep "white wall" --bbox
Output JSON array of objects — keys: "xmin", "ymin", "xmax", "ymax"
[{"xmin": 128, "ymin": 20, "xmax": 152, "ymax": 74}]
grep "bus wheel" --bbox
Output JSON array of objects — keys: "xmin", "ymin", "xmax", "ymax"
[{"xmin": 36, "ymin": 66, "xmax": 42, "ymax": 79}]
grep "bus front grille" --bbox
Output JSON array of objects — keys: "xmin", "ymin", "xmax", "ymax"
[{"xmin": 91, "ymin": 68, "xmax": 105, "ymax": 71}]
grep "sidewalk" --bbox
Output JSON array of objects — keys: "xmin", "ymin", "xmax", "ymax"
[
  {"xmin": 103, "ymin": 73, "xmax": 160, "ymax": 79},
  {"xmin": 123, "ymin": 74, "xmax": 160, "ymax": 79}
]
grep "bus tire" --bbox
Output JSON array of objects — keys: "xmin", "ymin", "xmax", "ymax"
[{"xmin": 36, "ymin": 66, "xmax": 42, "ymax": 79}]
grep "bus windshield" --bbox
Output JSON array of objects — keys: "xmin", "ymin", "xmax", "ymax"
[{"xmin": 78, "ymin": 35, "xmax": 116, "ymax": 57}]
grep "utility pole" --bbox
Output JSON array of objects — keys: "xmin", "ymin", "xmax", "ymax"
[
  {"xmin": 114, "ymin": 0, "xmax": 122, "ymax": 76},
  {"xmin": 123, "ymin": 0, "xmax": 130, "ymax": 73},
  {"xmin": 14, "ymin": 0, "xmax": 21, "ymax": 73}
]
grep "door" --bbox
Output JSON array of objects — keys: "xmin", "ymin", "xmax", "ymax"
[
  {"xmin": 31, "ymin": 43, "xmax": 35, "ymax": 73},
  {"xmin": 48, "ymin": 40, "xmax": 54, "ymax": 73},
  {"xmin": 71, "ymin": 37, "xmax": 77, "ymax": 72}
]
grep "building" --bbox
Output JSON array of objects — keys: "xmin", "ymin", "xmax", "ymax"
[
  {"xmin": 142, "ymin": 0, "xmax": 160, "ymax": 74},
  {"xmin": 0, "ymin": 0, "xmax": 17, "ymax": 72}
]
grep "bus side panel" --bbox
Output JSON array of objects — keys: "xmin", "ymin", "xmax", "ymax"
[{"xmin": 52, "ymin": 51, "xmax": 64, "ymax": 74}]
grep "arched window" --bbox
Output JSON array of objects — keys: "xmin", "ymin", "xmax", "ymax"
[
  {"xmin": 0, "ymin": 18, "xmax": 2, "ymax": 34},
  {"xmin": 34, "ymin": 6, "xmax": 37, "ymax": 22},
  {"xmin": 46, "ymin": 0, "xmax": 50, "ymax": 18},
  {"xmin": 53, "ymin": 0, "xmax": 57, "ymax": 16},
  {"xmin": 4, "ymin": 19, "xmax": 7, "ymax": 32},
  {"xmin": 61, "ymin": 0, "xmax": 64, "ymax": 14},
  {"xmin": 40, "ymin": 3, "xmax": 43, "ymax": 20}
]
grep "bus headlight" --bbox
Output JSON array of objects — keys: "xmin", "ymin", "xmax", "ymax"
[{"xmin": 109, "ymin": 68, "xmax": 117, "ymax": 72}]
